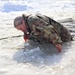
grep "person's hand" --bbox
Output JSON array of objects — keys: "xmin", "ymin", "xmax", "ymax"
[
  {"xmin": 24, "ymin": 34, "xmax": 29, "ymax": 42},
  {"xmin": 55, "ymin": 44, "xmax": 62, "ymax": 52}
]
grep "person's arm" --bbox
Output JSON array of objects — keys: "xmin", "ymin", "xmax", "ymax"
[{"xmin": 36, "ymin": 25, "xmax": 62, "ymax": 52}]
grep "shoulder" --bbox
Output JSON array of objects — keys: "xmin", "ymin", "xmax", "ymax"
[
  {"xmin": 27, "ymin": 14, "xmax": 39, "ymax": 27},
  {"xmin": 28, "ymin": 14, "xmax": 39, "ymax": 21},
  {"xmin": 27, "ymin": 14, "xmax": 40, "ymax": 25}
]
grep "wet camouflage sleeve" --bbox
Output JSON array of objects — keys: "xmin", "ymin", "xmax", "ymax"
[{"xmin": 36, "ymin": 25, "xmax": 62, "ymax": 44}]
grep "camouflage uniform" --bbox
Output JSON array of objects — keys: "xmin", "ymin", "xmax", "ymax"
[{"xmin": 24, "ymin": 13, "xmax": 71, "ymax": 45}]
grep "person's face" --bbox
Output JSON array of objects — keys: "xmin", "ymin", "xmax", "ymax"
[{"xmin": 15, "ymin": 20, "xmax": 26, "ymax": 32}]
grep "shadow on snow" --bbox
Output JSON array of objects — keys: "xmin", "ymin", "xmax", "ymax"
[{"xmin": 13, "ymin": 40, "xmax": 72, "ymax": 67}]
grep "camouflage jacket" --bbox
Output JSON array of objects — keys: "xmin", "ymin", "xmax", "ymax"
[{"xmin": 24, "ymin": 13, "xmax": 71, "ymax": 45}]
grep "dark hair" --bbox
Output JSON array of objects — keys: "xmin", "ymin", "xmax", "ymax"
[{"xmin": 14, "ymin": 16, "xmax": 23, "ymax": 27}]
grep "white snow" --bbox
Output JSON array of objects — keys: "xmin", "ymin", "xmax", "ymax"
[{"xmin": 0, "ymin": 0, "xmax": 75, "ymax": 75}]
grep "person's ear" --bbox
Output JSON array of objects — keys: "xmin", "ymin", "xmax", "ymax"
[{"xmin": 22, "ymin": 20, "xmax": 25, "ymax": 25}]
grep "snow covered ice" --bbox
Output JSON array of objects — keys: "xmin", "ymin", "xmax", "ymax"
[{"xmin": 0, "ymin": 0, "xmax": 75, "ymax": 75}]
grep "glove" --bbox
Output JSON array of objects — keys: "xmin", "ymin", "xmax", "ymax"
[{"xmin": 55, "ymin": 44, "xmax": 62, "ymax": 52}]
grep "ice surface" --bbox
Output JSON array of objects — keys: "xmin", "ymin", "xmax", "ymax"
[{"xmin": 0, "ymin": 0, "xmax": 75, "ymax": 75}]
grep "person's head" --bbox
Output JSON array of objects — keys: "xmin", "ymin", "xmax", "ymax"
[{"xmin": 14, "ymin": 16, "xmax": 26, "ymax": 32}]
